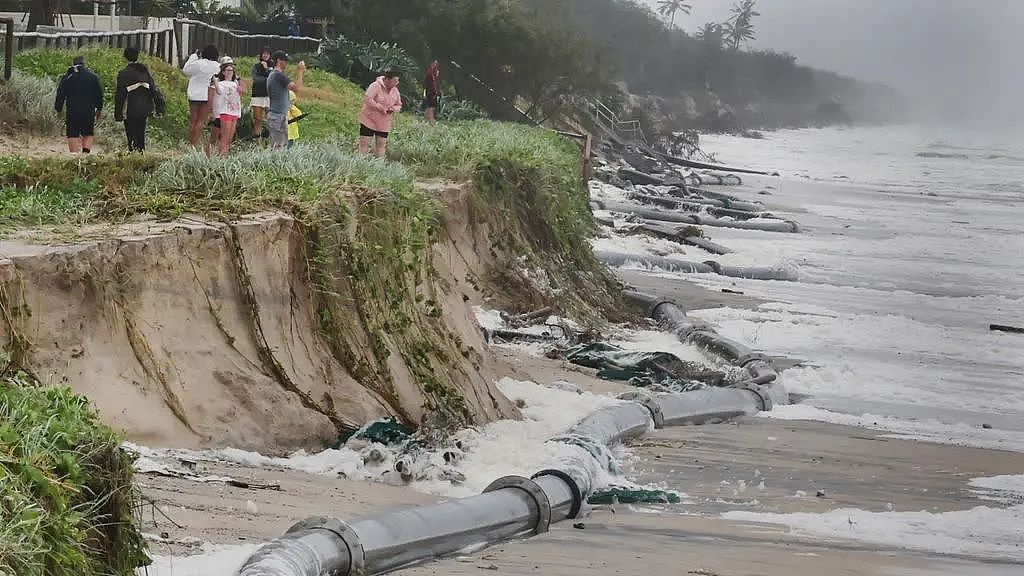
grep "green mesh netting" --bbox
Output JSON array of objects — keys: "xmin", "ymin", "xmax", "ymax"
[
  {"xmin": 337, "ymin": 417, "xmax": 412, "ymax": 447},
  {"xmin": 587, "ymin": 486, "xmax": 682, "ymax": 505},
  {"xmin": 566, "ymin": 342, "xmax": 724, "ymax": 392}
]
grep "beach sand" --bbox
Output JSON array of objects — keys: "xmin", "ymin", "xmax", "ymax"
[{"xmin": 138, "ymin": 413, "xmax": 1024, "ymax": 574}]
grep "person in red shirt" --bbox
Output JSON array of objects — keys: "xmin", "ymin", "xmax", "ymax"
[{"xmin": 422, "ymin": 60, "xmax": 440, "ymax": 124}]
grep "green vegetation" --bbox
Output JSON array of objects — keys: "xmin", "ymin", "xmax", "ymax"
[{"xmin": 0, "ymin": 370, "xmax": 148, "ymax": 576}]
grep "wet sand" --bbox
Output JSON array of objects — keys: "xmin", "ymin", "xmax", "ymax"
[
  {"xmin": 397, "ymin": 418, "xmax": 1024, "ymax": 575},
  {"xmin": 138, "ymin": 415, "xmax": 1024, "ymax": 574}
]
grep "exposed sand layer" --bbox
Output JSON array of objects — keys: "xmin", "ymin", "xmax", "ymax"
[{"xmin": 0, "ymin": 184, "xmax": 518, "ymax": 453}]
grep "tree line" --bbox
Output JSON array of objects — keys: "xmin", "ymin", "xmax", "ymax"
[{"xmin": 16, "ymin": 0, "xmax": 903, "ymax": 131}]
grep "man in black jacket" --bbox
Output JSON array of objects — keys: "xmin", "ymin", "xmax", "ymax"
[
  {"xmin": 114, "ymin": 46, "xmax": 166, "ymax": 152},
  {"xmin": 54, "ymin": 56, "xmax": 104, "ymax": 154}
]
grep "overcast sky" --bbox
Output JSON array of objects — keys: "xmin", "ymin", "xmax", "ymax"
[{"xmin": 639, "ymin": 0, "xmax": 1024, "ymax": 125}]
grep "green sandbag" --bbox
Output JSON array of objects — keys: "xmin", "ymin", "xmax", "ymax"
[{"xmin": 588, "ymin": 486, "xmax": 682, "ymax": 505}]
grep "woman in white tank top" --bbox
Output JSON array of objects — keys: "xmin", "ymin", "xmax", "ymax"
[{"xmin": 208, "ymin": 59, "xmax": 246, "ymax": 156}]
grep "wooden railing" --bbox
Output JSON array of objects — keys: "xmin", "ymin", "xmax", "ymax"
[
  {"xmin": 2, "ymin": 18, "xmax": 321, "ymax": 73},
  {"xmin": 11, "ymin": 27, "xmax": 176, "ymax": 64},
  {"xmin": 173, "ymin": 19, "xmax": 320, "ymax": 66},
  {"xmin": 587, "ymin": 98, "xmax": 648, "ymax": 146}
]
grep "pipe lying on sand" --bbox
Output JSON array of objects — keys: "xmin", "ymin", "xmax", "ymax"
[
  {"xmin": 660, "ymin": 154, "xmax": 778, "ymax": 177},
  {"xmin": 592, "ymin": 212, "xmax": 733, "ymax": 257},
  {"xmin": 624, "ymin": 291, "xmax": 783, "ymax": 392},
  {"xmin": 240, "ymin": 299, "xmax": 786, "ymax": 576},
  {"xmin": 629, "ymin": 194, "xmax": 771, "ymax": 221},
  {"xmin": 602, "ymin": 202, "xmax": 800, "ymax": 233},
  {"xmin": 596, "ymin": 251, "xmax": 798, "ymax": 282}
]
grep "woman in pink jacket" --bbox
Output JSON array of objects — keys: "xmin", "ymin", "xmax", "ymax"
[{"xmin": 358, "ymin": 70, "xmax": 402, "ymax": 158}]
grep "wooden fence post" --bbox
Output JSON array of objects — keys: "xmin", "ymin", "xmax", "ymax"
[{"xmin": 2, "ymin": 18, "xmax": 12, "ymax": 81}]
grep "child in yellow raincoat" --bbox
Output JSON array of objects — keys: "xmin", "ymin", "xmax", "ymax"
[{"xmin": 287, "ymin": 89, "xmax": 302, "ymax": 147}]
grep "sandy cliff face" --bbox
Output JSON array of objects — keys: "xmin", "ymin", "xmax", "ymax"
[{"xmin": 0, "ymin": 186, "xmax": 517, "ymax": 452}]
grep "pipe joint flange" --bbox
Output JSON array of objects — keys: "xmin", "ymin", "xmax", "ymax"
[
  {"xmin": 647, "ymin": 299, "xmax": 677, "ymax": 320},
  {"xmin": 484, "ymin": 475, "xmax": 552, "ymax": 534},
  {"xmin": 286, "ymin": 516, "xmax": 365, "ymax": 576},
  {"xmin": 736, "ymin": 353, "xmax": 770, "ymax": 368},
  {"xmin": 532, "ymin": 469, "xmax": 583, "ymax": 520},
  {"xmin": 737, "ymin": 384, "xmax": 773, "ymax": 412},
  {"xmin": 701, "ymin": 260, "xmax": 724, "ymax": 274},
  {"xmin": 617, "ymin": 391, "xmax": 664, "ymax": 429}
]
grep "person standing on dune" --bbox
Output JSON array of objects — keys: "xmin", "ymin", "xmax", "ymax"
[
  {"xmin": 182, "ymin": 44, "xmax": 221, "ymax": 147},
  {"xmin": 358, "ymin": 70, "xmax": 402, "ymax": 158},
  {"xmin": 266, "ymin": 51, "xmax": 305, "ymax": 149},
  {"xmin": 250, "ymin": 46, "xmax": 272, "ymax": 143},
  {"xmin": 114, "ymin": 46, "xmax": 166, "ymax": 152},
  {"xmin": 423, "ymin": 60, "xmax": 440, "ymax": 124},
  {"xmin": 54, "ymin": 56, "xmax": 104, "ymax": 154}
]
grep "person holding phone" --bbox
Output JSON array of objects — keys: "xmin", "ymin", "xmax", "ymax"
[
  {"xmin": 209, "ymin": 57, "xmax": 245, "ymax": 155},
  {"xmin": 358, "ymin": 70, "xmax": 402, "ymax": 158},
  {"xmin": 250, "ymin": 46, "xmax": 272, "ymax": 142},
  {"xmin": 182, "ymin": 44, "xmax": 220, "ymax": 147},
  {"xmin": 266, "ymin": 51, "xmax": 305, "ymax": 149}
]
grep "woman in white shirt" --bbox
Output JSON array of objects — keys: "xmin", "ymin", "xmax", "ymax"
[
  {"xmin": 208, "ymin": 58, "xmax": 245, "ymax": 156},
  {"xmin": 182, "ymin": 44, "xmax": 221, "ymax": 147}
]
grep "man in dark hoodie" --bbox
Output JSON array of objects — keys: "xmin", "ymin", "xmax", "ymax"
[
  {"xmin": 114, "ymin": 46, "xmax": 166, "ymax": 152},
  {"xmin": 54, "ymin": 55, "xmax": 104, "ymax": 154}
]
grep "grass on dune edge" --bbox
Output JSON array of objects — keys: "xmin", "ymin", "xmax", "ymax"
[{"xmin": 0, "ymin": 369, "xmax": 148, "ymax": 576}]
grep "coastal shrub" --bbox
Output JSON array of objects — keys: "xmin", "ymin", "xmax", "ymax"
[
  {"xmin": 439, "ymin": 99, "xmax": 488, "ymax": 122},
  {"xmin": 0, "ymin": 71, "xmax": 62, "ymax": 135},
  {"xmin": 391, "ymin": 120, "xmax": 623, "ymax": 322},
  {"xmin": 0, "ymin": 370, "xmax": 148, "ymax": 576}
]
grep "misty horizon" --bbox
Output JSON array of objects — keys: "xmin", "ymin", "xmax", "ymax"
[{"xmin": 640, "ymin": 0, "xmax": 1024, "ymax": 127}]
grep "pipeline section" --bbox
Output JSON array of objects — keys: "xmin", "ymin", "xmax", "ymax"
[
  {"xmin": 659, "ymin": 154, "xmax": 778, "ymax": 177},
  {"xmin": 595, "ymin": 251, "xmax": 797, "ymax": 282},
  {"xmin": 602, "ymin": 201, "xmax": 800, "ymax": 233},
  {"xmin": 239, "ymin": 296, "xmax": 786, "ymax": 576}
]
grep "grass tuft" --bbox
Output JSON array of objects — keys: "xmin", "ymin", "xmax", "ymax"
[{"xmin": 0, "ymin": 369, "xmax": 148, "ymax": 576}]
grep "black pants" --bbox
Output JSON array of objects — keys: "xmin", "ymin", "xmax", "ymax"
[{"xmin": 125, "ymin": 117, "xmax": 147, "ymax": 152}]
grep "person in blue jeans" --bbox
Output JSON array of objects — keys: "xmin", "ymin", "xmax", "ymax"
[{"xmin": 266, "ymin": 51, "xmax": 305, "ymax": 149}]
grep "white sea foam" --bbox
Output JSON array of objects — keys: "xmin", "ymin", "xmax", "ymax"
[
  {"xmin": 131, "ymin": 379, "xmax": 625, "ymax": 499},
  {"xmin": 723, "ymin": 502, "xmax": 1024, "ymax": 561},
  {"xmin": 761, "ymin": 404, "xmax": 1024, "ymax": 452},
  {"xmin": 139, "ymin": 543, "xmax": 262, "ymax": 576},
  {"xmin": 598, "ymin": 125, "xmax": 1024, "ymax": 452},
  {"xmin": 723, "ymin": 468, "xmax": 1024, "ymax": 562}
]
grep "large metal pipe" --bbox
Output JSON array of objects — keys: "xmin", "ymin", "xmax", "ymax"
[
  {"xmin": 660, "ymin": 153, "xmax": 777, "ymax": 176},
  {"xmin": 239, "ymin": 296, "xmax": 787, "ymax": 576},
  {"xmin": 596, "ymin": 251, "xmax": 798, "ymax": 282},
  {"xmin": 602, "ymin": 202, "xmax": 800, "ymax": 233},
  {"xmin": 630, "ymin": 194, "xmax": 769, "ymax": 221}
]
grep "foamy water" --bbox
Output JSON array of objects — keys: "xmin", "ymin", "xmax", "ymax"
[{"xmin": 606, "ymin": 124, "xmax": 1024, "ymax": 449}]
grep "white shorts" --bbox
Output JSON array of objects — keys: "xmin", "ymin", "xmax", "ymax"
[{"xmin": 250, "ymin": 97, "xmax": 270, "ymax": 109}]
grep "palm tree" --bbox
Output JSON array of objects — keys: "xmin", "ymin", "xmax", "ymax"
[
  {"xmin": 723, "ymin": 0, "xmax": 759, "ymax": 51},
  {"xmin": 656, "ymin": 0, "xmax": 693, "ymax": 29},
  {"xmin": 695, "ymin": 22, "xmax": 724, "ymax": 48}
]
